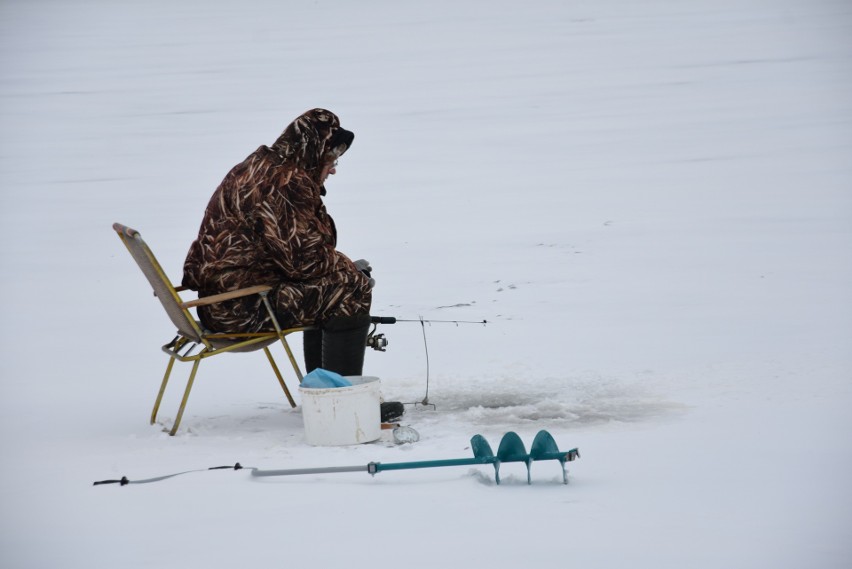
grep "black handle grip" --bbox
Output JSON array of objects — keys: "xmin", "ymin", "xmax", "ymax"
[{"xmin": 370, "ymin": 316, "xmax": 397, "ymax": 324}]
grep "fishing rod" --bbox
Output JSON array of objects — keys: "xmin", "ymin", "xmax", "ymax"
[
  {"xmin": 366, "ymin": 316, "xmax": 488, "ymax": 406},
  {"xmin": 370, "ymin": 317, "xmax": 488, "ymax": 325},
  {"xmin": 366, "ymin": 315, "xmax": 487, "ymax": 351}
]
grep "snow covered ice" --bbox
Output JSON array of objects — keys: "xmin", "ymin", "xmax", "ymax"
[{"xmin": 1, "ymin": 1, "xmax": 851, "ymax": 567}]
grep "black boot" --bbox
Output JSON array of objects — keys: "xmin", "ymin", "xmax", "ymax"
[
  {"xmin": 321, "ymin": 314, "xmax": 371, "ymax": 377},
  {"xmin": 302, "ymin": 328, "xmax": 323, "ymax": 374},
  {"xmin": 380, "ymin": 401, "xmax": 405, "ymax": 422},
  {"xmin": 322, "ymin": 314, "xmax": 405, "ymax": 422}
]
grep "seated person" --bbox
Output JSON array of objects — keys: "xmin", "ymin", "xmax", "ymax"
[{"xmin": 182, "ymin": 108, "xmax": 373, "ymax": 377}]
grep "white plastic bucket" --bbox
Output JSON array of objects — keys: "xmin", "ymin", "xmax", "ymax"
[{"xmin": 299, "ymin": 376, "xmax": 381, "ymax": 446}]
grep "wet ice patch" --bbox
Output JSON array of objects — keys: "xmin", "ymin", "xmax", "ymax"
[{"xmin": 421, "ymin": 374, "xmax": 686, "ymax": 429}]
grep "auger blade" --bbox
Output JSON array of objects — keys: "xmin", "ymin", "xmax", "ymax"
[
  {"xmin": 530, "ymin": 430, "xmax": 560, "ymax": 459},
  {"xmin": 470, "ymin": 434, "xmax": 495, "ymax": 460},
  {"xmin": 495, "ymin": 431, "xmax": 532, "ymax": 484},
  {"xmin": 529, "ymin": 430, "xmax": 578, "ymax": 484},
  {"xmin": 496, "ymin": 432, "xmax": 528, "ymax": 462}
]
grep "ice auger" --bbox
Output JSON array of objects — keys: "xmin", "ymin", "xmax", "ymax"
[
  {"xmin": 94, "ymin": 430, "xmax": 579, "ymax": 487},
  {"xmin": 251, "ymin": 430, "xmax": 580, "ymax": 485}
]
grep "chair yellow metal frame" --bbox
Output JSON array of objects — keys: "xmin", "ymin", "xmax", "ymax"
[{"xmin": 113, "ymin": 223, "xmax": 311, "ymax": 435}]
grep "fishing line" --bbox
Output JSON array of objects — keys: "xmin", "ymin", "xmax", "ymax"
[
  {"xmin": 368, "ymin": 316, "xmax": 487, "ymax": 409},
  {"xmin": 419, "ymin": 316, "xmax": 430, "ymax": 406}
]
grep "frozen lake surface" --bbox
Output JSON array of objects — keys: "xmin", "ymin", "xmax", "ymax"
[{"xmin": 1, "ymin": 1, "xmax": 851, "ymax": 567}]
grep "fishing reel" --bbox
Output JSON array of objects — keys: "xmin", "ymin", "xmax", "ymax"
[{"xmin": 366, "ymin": 323, "xmax": 388, "ymax": 352}]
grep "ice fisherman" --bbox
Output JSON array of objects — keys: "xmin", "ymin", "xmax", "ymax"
[{"xmin": 182, "ymin": 108, "xmax": 374, "ymax": 378}]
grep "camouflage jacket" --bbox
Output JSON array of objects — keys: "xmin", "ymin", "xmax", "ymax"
[{"xmin": 182, "ymin": 109, "xmax": 372, "ymax": 332}]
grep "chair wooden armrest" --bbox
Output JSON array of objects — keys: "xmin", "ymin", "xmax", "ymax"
[
  {"xmin": 181, "ymin": 285, "xmax": 273, "ymax": 309},
  {"xmin": 155, "ymin": 284, "xmax": 189, "ymax": 298}
]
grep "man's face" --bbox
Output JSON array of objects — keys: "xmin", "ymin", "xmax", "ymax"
[{"xmin": 320, "ymin": 159, "xmax": 338, "ymax": 184}]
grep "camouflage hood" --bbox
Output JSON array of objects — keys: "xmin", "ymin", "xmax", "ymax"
[{"xmin": 269, "ymin": 108, "xmax": 354, "ymax": 174}]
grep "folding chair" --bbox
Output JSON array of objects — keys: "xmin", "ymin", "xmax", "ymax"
[{"xmin": 113, "ymin": 223, "xmax": 311, "ymax": 435}]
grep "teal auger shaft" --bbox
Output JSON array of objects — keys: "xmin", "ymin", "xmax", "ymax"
[{"xmin": 368, "ymin": 457, "xmax": 494, "ymax": 474}]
